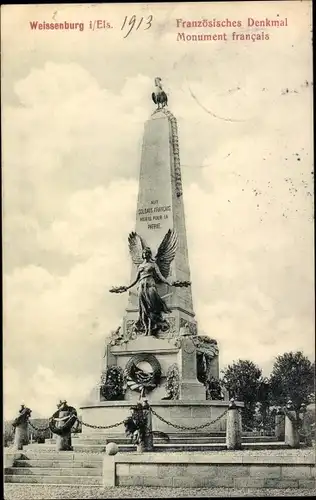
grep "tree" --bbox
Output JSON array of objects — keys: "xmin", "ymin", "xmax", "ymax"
[
  {"xmin": 269, "ymin": 351, "xmax": 315, "ymax": 416},
  {"xmin": 221, "ymin": 360, "xmax": 262, "ymax": 429},
  {"xmin": 256, "ymin": 378, "xmax": 273, "ymax": 431}
]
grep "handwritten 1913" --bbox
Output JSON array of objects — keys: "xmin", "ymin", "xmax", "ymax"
[{"xmin": 121, "ymin": 15, "xmax": 153, "ymax": 38}]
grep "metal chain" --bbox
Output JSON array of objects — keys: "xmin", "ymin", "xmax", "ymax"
[
  {"xmin": 150, "ymin": 407, "xmax": 228, "ymax": 431},
  {"xmin": 77, "ymin": 418, "xmax": 125, "ymax": 430},
  {"xmin": 29, "ymin": 421, "xmax": 50, "ymax": 432}
]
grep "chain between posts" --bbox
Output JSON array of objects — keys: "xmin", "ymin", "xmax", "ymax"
[
  {"xmin": 29, "ymin": 421, "xmax": 50, "ymax": 432},
  {"xmin": 28, "ymin": 404, "xmax": 230, "ymax": 433},
  {"xmin": 150, "ymin": 407, "xmax": 228, "ymax": 431},
  {"xmin": 28, "ymin": 416, "xmax": 125, "ymax": 432},
  {"xmin": 77, "ymin": 417, "xmax": 125, "ymax": 430}
]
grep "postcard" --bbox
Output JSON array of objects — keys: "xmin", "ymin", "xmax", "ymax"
[{"xmin": 2, "ymin": 1, "xmax": 314, "ymax": 498}]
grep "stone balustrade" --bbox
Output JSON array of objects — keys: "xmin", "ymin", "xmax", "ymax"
[{"xmin": 103, "ymin": 452, "xmax": 315, "ymax": 488}]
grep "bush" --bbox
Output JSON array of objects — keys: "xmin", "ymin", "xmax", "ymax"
[
  {"xmin": 101, "ymin": 366, "xmax": 125, "ymax": 401},
  {"xmin": 165, "ymin": 364, "xmax": 180, "ymax": 399}
]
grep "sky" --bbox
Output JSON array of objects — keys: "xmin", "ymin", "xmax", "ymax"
[{"xmin": 2, "ymin": 1, "xmax": 314, "ymax": 419}]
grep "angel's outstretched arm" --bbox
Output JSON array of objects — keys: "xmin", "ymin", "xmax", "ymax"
[
  {"xmin": 154, "ymin": 263, "xmax": 172, "ymax": 286},
  {"xmin": 125, "ymin": 270, "xmax": 141, "ymax": 290}
]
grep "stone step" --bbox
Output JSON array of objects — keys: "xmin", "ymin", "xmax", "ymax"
[
  {"xmin": 24, "ymin": 443, "xmax": 288, "ymax": 454},
  {"xmin": 23, "ymin": 444, "xmax": 133, "ymax": 453},
  {"xmin": 4, "ymin": 475, "xmax": 102, "ymax": 485},
  {"xmin": 57, "ymin": 431, "xmax": 227, "ymax": 439},
  {"xmin": 46, "ymin": 437, "xmax": 225, "ymax": 445},
  {"xmin": 153, "ymin": 442, "xmax": 289, "ymax": 452},
  {"xmin": 46, "ymin": 435, "xmax": 276, "ymax": 446},
  {"xmin": 24, "ymin": 440, "xmax": 287, "ymax": 454},
  {"xmin": 20, "ymin": 451, "xmax": 104, "ymax": 461},
  {"xmin": 7, "ymin": 467, "xmax": 101, "ymax": 476},
  {"xmin": 14, "ymin": 459, "xmax": 102, "ymax": 468},
  {"xmin": 79, "ymin": 430, "xmax": 266, "ymax": 436}
]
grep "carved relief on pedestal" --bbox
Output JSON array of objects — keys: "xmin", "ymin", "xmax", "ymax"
[
  {"xmin": 179, "ymin": 318, "xmax": 198, "ymax": 336},
  {"xmin": 125, "ymin": 315, "xmax": 177, "ymax": 338},
  {"xmin": 124, "ymin": 353, "xmax": 162, "ymax": 394},
  {"xmin": 106, "ymin": 325, "xmax": 137, "ymax": 347}
]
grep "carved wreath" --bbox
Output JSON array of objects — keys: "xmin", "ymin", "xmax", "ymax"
[
  {"xmin": 124, "ymin": 353, "xmax": 162, "ymax": 393},
  {"xmin": 48, "ymin": 407, "xmax": 78, "ymax": 437}
]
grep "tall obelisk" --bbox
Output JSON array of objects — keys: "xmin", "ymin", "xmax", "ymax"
[{"xmin": 123, "ymin": 104, "xmax": 197, "ymax": 338}]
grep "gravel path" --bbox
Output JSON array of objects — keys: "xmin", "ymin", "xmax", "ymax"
[{"xmin": 4, "ymin": 485, "xmax": 316, "ymax": 499}]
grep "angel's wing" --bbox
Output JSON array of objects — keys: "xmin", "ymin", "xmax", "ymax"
[
  {"xmin": 128, "ymin": 232, "xmax": 148, "ymax": 266},
  {"xmin": 155, "ymin": 229, "xmax": 178, "ymax": 278}
]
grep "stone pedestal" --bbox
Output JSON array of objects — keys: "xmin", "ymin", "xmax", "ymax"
[
  {"xmin": 133, "ymin": 400, "xmax": 154, "ymax": 453},
  {"xmin": 97, "ymin": 335, "xmax": 206, "ymax": 404},
  {"xmin": 143, "ymin": 400, "xmax": 153, "ymax": 451},
  {"xmin": 226, "ymin": 401, "xmax": 242, "ymax": 450},
  {"xmin": 285, "ymin": 410, "xmax": 300, "ymax": 448},
  {"xmin": 13, "ymin": 422, "xmax": 28, "ymax": 450},
  {"xmin": 178, "ymin": 337, "xmax": 205, "ymax": 400},
  {"xmin": 56, "ymin": 434, "xmax": 71, "ymax": 451},
  {"xmin": 301, "ymin": 413, "xmax": 313, "ymax": 447},
  {"xmin": 56, "ymin": 411, "xmax": 72, "ymax": 451},
  {"xmin": 275, "ymin": 409, "xmax": 285, "ymax": 441}
]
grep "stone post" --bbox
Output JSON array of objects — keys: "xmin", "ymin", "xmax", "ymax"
[
  {"xmin": 275, "ymin": 407, "xmax": 285, "ymax": 441},
  {"xmin": 13, "ymin": 421, "xmax": 28, "ymax": 450},
  {"xmin": 56, "ymin": 411, "xmax": 72, "ymax": 451},
  {"xmin": 12, "ymin": 405, "xmax": 31, "ymax": 450},
  {"xmin": 178, "ymin": 337, "xmax": 206, "ymax": 400},
  {"xmin": 142, "ymin": 398, "xmax": 153, "ymax": 451},
  {"xmin": 284, "ymin": 400, "xmax": 300, "ymax": 448},
  {"xmin": 226, "ymin": 399, "xmax": 242, "ymax": 450},
  {"xmin": 300, "ymin": 403, "xmax": 312, "ymax": 447}
]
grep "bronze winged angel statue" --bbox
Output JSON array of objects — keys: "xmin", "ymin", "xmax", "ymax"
[{"xmin": 110, "ymin": 229, "xmax": 190, "ymax": 336}]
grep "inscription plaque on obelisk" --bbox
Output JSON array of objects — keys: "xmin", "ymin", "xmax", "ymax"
[{"xmin": 123, "ymin": 106, "xmax": 196, "ymax": 337}]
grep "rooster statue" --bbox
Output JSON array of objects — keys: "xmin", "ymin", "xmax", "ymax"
[{"xmin": 152, "ymin": 77, "xmax": 168, "ymax": 109}]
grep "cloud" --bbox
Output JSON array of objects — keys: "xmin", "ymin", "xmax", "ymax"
[{"xmin": 4, "ymin": 365, "xmax": 95, "ymax": 420}]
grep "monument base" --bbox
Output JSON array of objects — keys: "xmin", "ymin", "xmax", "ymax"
[
  {"xmin": 98, "ymin": 333, "xmax": 219, "ymax": 403},
  {"xmin": 86, "ymin": 321, "xmax": 223, "ymax": 438},
  {"xmin": 79, "ymin": 400, "xmax": 243, "ymax": 437}
]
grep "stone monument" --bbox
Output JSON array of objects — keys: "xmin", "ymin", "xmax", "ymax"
[{"xmin": 80, "ymin": 79, "xmax": 237, "ymax": 437}]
